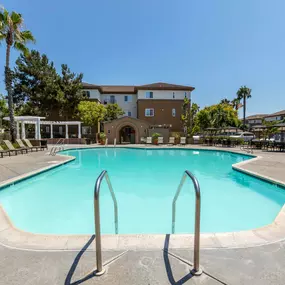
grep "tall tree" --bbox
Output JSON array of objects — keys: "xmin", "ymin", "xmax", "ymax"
[
  {"xmin": 220, "ymin": 98, "xmax": 230, "ymax": 104},
  {"xmin": 0, "ymin": 9, "xmax": 35, "ymax": 141},
  {"xmin": 104, "ymin": 103, "xmax": 124, "ymax": 121},
  {"xmin": 13, "ymin": 50, "xmax": 60, "ymax": 116},
  {"xmin": 59, "ymin": 64, "xmax": 87, "ymax": 119},
  {"xmin": 196, "ymin": 103, "xmax": 239, "ymax": 131},
  {"xmin": 0, "ymin": 94, "xmax": 8, "ymax": 130},
  {"xmin": 13, "ymin": 51, "xmax": 86, "ymax": 119},
  {"xmin": 231, "ymin": 98, "xmax": 240, "ymax": 111},
  {"xmin": 181, "ymin": 97, "xmax": 190, "ymax": 134},
  {"xmin": 78, "ymin": 101, "xmax": 106, "ymax": 128},
  {"xmin": 236, "ymin": 86, "xmax": 252, "ymax": 128}
]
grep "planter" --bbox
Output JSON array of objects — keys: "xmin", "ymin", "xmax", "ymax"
[
  {"xmin": 100, "ymin": 140, "xmax": 105, "ymax": 145},
  {"xmin": 153, "ymin": 139, "xmax": 158, "ymax": 145},
  {"xmin": 174, "ymin": 138, "xmax": 180, "ymax": 144}
]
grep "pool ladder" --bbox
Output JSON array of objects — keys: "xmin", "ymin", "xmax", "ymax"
[
  {"xmin": 49, "ymin": 138, "xmax": 65, "ymax": 156},
  {"xmin": 93, "ymin": 170, "xmax": 202, "ymax": 276}
]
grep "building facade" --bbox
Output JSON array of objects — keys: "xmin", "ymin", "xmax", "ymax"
[
  {"xmin": 264, "ymin": 110, "xmax": 285, "ymax": 122},
  {"xmin": 245, "ymin": 114, "xmax": 267, "ymax": 128},
  {"xmin": 82, "ymin": 82, "xmax": 195, "ymax": 132}
]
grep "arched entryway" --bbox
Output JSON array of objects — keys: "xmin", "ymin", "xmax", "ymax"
[{"xmin": 119, "ymin": 125, "xmax": 136, "ymax": 144}]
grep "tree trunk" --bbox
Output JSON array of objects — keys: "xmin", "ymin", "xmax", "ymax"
[
  {"xmin": 5, "ymin": 44, "xmax": 16, "ymax": 142},
  {"xmin": 243, "ymin": 95, "xmax": 246, "ymax": 129}
]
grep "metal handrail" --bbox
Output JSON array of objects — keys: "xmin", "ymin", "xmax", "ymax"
[
  {"xmin": 49, "ymin": 138, "xmax": 65, "ymax": 155},
  {"xmin": 240, "ymin": 141, "xmax": 253, "ymax": 154},
  {"xmin": 172, "ymin": 170, "xmax": 202, "ymax": 276},
  {"xmin": 94, "ymin": 170, "xmax": 118, "ymax": 275}
]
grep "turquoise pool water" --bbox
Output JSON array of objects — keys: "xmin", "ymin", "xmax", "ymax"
[{"xmin": 0, "ymin": 148, "xmax": 285, "ymax": 235}]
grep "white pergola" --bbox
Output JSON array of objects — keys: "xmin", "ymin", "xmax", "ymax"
[{"xmin": 3, "ymin": 116, "xmax": 82, "ymax": 140}]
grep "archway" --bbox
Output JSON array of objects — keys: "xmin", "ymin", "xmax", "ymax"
[{"xmin": 119, "ymin": 125, "xmax": 136, "ymax": 144}]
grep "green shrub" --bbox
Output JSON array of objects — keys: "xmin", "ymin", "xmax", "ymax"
[
  {"xmin": 99, "ymin": 132, "xmax": 106, "ymax": 139},
  {"xmin": 152, "ymin": 133, "xmax": 161, "ymax": 139}
]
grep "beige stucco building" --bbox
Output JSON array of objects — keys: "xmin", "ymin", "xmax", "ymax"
[
  {"xmin": 83, "ymin": 82, "xmax": 195, "ymax": 143},
  {"xmin": 104, "ymin": 116, "xmax": 150, "ymax": 144}
]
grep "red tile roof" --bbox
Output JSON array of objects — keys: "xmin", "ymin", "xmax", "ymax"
[
  {"xmin": 82, "ymin": 82, "xmax": 195, "ymax": 94},
  {"xmin": 137, "ymin": 82, "xmax": 195, "ymax": 91}
]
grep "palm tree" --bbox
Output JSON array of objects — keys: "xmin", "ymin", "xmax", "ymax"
[
  {"xmin": 0, "ymin": 8, "xmax": 35, "ymax": 141},
  {"xmin": 220, "ymin": 98, "xmax": 230, "ymax": 105},
  {"xmin": 236, "ymin": 86, "xmax": 252, "ymax": 128},
  {"xmin": 231, "ymin": 98, "xmax": 240, "ymax": 111}
]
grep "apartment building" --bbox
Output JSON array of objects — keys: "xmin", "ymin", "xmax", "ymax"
[
  {"xmin": 245, "ymin": 114, "xmax": 267, "ymax": 128},
  {"xmin": 264, "ymin": 110, "xmax": 285, "ymax": 122},
  {"xmin": 82, "ymin": 82, "xmax": 195, "ymax": 143},
  {"xmin": 82, "ymin": 82, "xmax": 195, "ymax": 132}
]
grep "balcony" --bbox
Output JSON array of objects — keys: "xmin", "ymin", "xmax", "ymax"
[{"xmin": 103, "ymin": 98, "xmax": 117, "ymax": 105}]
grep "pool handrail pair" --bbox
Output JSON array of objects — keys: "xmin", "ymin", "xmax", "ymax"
[{"xmin": 94, "ymin": 169, "xmax": 202, "ymax": 276}]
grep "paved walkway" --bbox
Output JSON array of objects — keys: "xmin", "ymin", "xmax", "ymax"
[
  {"xmin": 0, "ymin": 145, "xmax": 285, "ymax": 284},
  {"xmin": 1, "ymin": 237, "xmax": 285, "ymax": 284}
]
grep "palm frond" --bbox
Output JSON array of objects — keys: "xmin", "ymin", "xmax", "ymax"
[
  {"xmin": 10, "ymin": 11, "xmax": 23, "ymax": 26},
  {"xmin": 0, "ymin": 32, "xmax": 5, "ymax": 40},
  {"xmin": 21, "ymin": 30, "xmax": 35, "ymax": 43},
  {"xmin": 14, "ymin": 41, "xmax": 29, "ymax": 56}
]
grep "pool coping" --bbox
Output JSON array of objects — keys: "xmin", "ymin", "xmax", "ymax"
[{"xmin": 0, "ymin": 146, "xmax": 284, "ymax": 251}]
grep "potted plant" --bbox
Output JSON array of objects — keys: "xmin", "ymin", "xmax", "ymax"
[
  {"xmin": 99, "ymin": 132, "xmax": 106, "ymax": 145},
  {"xmin": 174, "ymin": 133, "xmax": 180, "ymax": 144},
  {"xmin": 152, "ymin": 133, "xmax": 161, "ymax": 145}
]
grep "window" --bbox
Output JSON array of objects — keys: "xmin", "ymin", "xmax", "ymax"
[
  {"xmin": 124, "ymin": 95, "xmax": 132, "ymax": 102},
  {"xmin": 83, "ymin": 90, "xmax": 90, "ymax": 98},
  {"xmin": 184, "ymin": 92, "xmax": 187, "ymax": 98},
  {"xmin": 145, "ymin": 108, "xmax": 154, "ymax": 117},
  {"xmin": 46, "ymin": 126, "xmax": 50, "ymax": 132},
  {"xmin": 59, "ymin": 126, "xmax": 63, "ymax": 135},
  {"xmin": 172, "ymin": 108, "xmax": 176, "ymax": 117},
  {"xmin": 145, "ymin": 91, "xmax": 153, "ymax": 99},
  {"xmin": 173, "ymin": 92, "xmax": 175, "ymax": 99},
  {"xmin": 127, "ymin": 111, "xmax": 132, "ymax": 117},
  {"xmin": 110, "ymin": 95, "xmax": 116, "ymax": 104}
]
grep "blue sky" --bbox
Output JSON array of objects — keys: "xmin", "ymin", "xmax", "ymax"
[{"xmin": 1, "ymin": 0, "xmax": 285, "ymax": 116}]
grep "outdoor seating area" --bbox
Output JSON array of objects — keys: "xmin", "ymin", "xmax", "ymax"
[
  {"xmin": 145, "ymin": 136, "xmax": 187, "ymax": 146},
  {"xmin": 0, "ymin": 139, "xmax": 47, "ymax": 158},
  {"xmin": 251, "ymin": 140, "xmax": 285, "ymax": 152},
  {"xmin": 202, "ymin": 136, "xmax": 243, "ymax": 147}
]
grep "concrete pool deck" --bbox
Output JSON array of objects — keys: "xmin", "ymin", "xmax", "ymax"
[{"xmin": 0, "ymin": 145, "xmax": 285, "ymax": 284}]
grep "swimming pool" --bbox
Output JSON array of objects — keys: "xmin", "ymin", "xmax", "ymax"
[{"xmin": 0, "ymin": 148, "xmax": 284, "ymax": 235}]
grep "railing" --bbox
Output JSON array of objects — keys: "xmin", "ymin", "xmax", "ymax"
[
  {"xmin": 172, "ymin": 170, "xmax": 202, "ymax": 275},
  {"xmin": 94, "ymin": 170, "xmax": 118, "ymax": 275},
  {"xmin": 49, "ymin": 138, "xmax": 65, "ymax": 156},
  {"xmin": 240, "ymin": 141, "xmax": 253, "ymax": 154}
]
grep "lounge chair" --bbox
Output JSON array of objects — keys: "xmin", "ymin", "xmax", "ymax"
[
  {"xmin": 16, "ymin": 139, "xmax": 40, "ymax": 152},
  {"xmin": 0, "ymin": 145, "xmax": 14, "ymax": 157},
  {"xmin": 23, "ymin": 139, "xmax": 46, "ymax": 150},
  {"xmin": 146, "ymin": 137, "xmax": 152, "ymax": 144},
  {"xmin": 168, "ymin": 137, "xmax": 175, "ymax": 145},
  {"xmin": 158, "ymin": 137, "xmax": 163, "ymax": 144},
  {"xmin": 180, "ymin": 137, "xmax": 186, "ymax": 145},
  {"xmin": 3, "ymin": 140, "xmax": 28, "ymax": 155}
]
